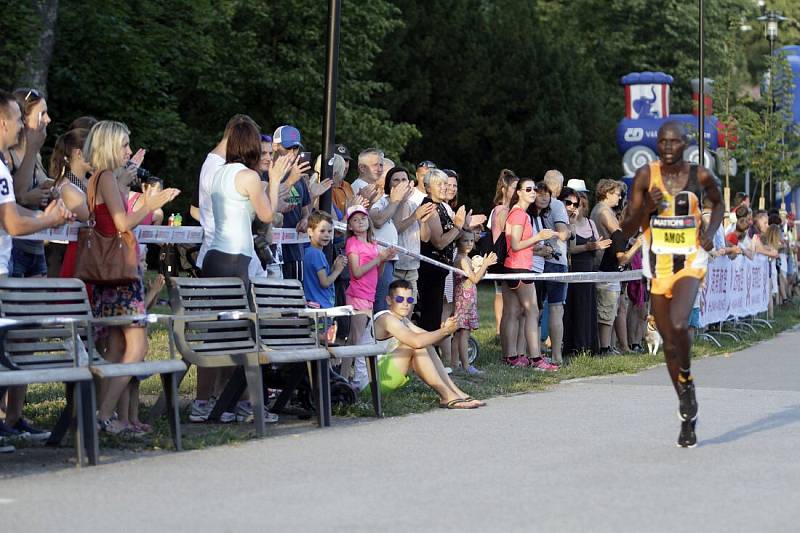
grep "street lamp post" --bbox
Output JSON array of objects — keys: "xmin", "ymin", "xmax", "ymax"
[
  {"xmin": 699, "ymin": 0, "xmax": 706, "ymax": 162},
  {"xmin": 757, "ymin": 3, "xmax": 788, "ymax": 209}
]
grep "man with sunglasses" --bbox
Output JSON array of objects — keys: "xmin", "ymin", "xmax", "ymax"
[{"xmin": 373, "ymin": 280, "xmax": 484, "ymax": 408}]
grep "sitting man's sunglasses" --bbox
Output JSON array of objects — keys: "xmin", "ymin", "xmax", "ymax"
[{"xmin": 394, "ymin": 295, "xmax": 415, "ymax": 304}]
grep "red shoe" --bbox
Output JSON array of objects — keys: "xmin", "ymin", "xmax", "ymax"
[{"xmin": 502, "ymin": 355, "xmax": 530, "ymax": 368}]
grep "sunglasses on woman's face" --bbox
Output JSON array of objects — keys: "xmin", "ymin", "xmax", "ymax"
[
  {"xmin": 394, "ymin": 295, "xmax": 415, "ymax": 304},
  {"xmin": 563, "ymin": 199, "xmax": 579, "ymax": 207},
  {"xmin": 521, "ymin": 186, "xmax": 535, "ymax": 193}
]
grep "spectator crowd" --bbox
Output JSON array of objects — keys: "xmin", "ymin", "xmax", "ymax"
[{"xmin": 1, "ymin": 89, "xmax": 798, "ymax": 451}]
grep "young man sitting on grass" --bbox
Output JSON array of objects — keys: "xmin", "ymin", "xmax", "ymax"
[{"xmin": 373, "ymin": 280, "xmax": 485, "ymax": 409}]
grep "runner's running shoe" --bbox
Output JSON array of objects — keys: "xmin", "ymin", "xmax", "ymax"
[
  {"xmin": 677, "ymin": 418, "xmax": 697, "ymax": 448},
  {"xmin": 677, "ymin": 378, "xmax": 698, "ymax": 421}
]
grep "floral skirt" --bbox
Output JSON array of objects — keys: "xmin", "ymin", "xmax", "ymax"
[{"xmin": 91, "ymin": 278, "xmax": 146, "ymax": 331}]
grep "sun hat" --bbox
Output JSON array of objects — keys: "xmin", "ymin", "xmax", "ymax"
[{"xmin": 566, "ymin": 178, "xmax": 589, "ymax": 192}]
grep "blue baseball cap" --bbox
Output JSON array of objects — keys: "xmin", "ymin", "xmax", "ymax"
[{"xmin": 273, "ymin": 125, "xmax": 302, "ymax": 149}]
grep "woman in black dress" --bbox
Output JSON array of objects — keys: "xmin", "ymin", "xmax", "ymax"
[{"xmin": 562, "ymin": 190, "xmax": 611, "ymax": 355}]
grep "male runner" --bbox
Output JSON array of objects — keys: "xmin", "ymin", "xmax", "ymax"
[{"xmin": 621, "ymin": 122, "xmax": 723, "ymax": 447}]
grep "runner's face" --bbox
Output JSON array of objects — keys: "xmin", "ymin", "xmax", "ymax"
[
  {"xmin": 657, "ymin": 127, "xmax": 686, "ymax": 164},
  {"xmin": 310, "ymin": 220, "xmax": 334, "ymax": 247}
]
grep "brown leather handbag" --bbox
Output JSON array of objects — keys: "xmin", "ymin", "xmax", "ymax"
[{"xmin": 74, "ymin": 171, "xmax": 140, "ymax": 285}]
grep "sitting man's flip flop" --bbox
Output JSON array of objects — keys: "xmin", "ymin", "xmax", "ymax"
[{"xmin": 439, "ymin": 398, "xmax": 480, "ymax": 409}]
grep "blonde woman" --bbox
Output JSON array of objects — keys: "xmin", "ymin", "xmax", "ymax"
[{"xmin": 84, "ymin": 121, "xmax": 180, "ymax": 435}]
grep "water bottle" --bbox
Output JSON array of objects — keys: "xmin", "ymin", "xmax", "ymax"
[
  {"xmin": 173, "ymin": 213, "xmax": 182, "ymax": 227},
  {"xmin": 168, "ymin": 213, "xmax": 175, "ymax": 226}
]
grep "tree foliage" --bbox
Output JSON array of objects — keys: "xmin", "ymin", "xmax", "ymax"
[{"xmin": 1, "ymin": 0, "xmax": 793, "ymax": 214}]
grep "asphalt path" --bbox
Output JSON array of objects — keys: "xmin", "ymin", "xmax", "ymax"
[{"xmin": 3, "ymin": 326, "xmax": 800, "ymax": 532}]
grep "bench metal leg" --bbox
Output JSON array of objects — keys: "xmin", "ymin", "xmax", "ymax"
[
  {"xmin": 160, "ymin": 372, "xmax": 182, "ymax": 452},
  {"xmin": 366, "ymin": 355, "xmax": 382, "ymax": 418},
  {"xmin": 79, "ymin": 381, "xmax": 99, "ymax": 466},
  {"xmin": 244, "ymin": 363, "xmax": 266, "ymax": 437},
  {"xmin": 47, "ymin": 384, "xmax": 74, "ymax": 448},
  {"xmin": 149, "ymin": 364, "xmax": 190, "ymax": 422},
  {"xmin": 320, "ymin": 360, "xmax": 331, "ymax": 427},
  {"xmin": 309, "ymin": 360, "xmax": 331, "ymax": 428},
  {"xmin": 69, "ymin": 382, "xmax": 84, "ymax": 468},
  {"xmin": 210, "ymin": 366, "xmax": 247, "ymax": 421}
]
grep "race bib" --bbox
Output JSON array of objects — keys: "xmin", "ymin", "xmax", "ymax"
[{"xmin": 650, "ymin": 216, "xmax": 697, "ymax": 255}]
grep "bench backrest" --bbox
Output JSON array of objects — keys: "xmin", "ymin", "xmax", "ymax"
[
  {"xmin": 250, "ymin": 278, "xmax": 319, "ymax": 350},
  {"xmin": 0, "ymin": 278, "xmax": 91, "ymax": 369},
  {"xmin": 168, "ymin": 277, "xmax": 258, "ymax": 355}
]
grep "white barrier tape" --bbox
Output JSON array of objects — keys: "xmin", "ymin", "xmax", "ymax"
[
  {"xmin": 332, "ymin": 220, "xmax": 643, "ymax": 283},
  {"xmin": 483, "ymin": 270, "xmax": 643, "ymax": 282},
  {"xmin": 15, "ymin": 224, "xmax": 310, "ymax": 245}
]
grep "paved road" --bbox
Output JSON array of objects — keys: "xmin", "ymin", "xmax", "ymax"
[{"xmin": 3, "ymin": 327, "xmax": 800, "ymax": 532}]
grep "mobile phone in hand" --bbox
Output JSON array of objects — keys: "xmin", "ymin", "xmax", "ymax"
[{"xmin": 298, "ymin": 151, "xmax": 312, "ymax": 166}]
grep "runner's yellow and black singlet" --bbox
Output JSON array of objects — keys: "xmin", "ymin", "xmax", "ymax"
[{"xmin": 641, "ymin": 161, "xmax": 708, "ymax": 297}]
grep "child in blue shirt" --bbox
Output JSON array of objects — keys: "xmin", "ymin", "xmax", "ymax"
[{"xmin": 304, "ymin": 211, "xmax": 347, "ymax": 309}]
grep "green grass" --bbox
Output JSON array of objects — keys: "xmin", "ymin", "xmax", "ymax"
[{"xmin": 19, "ymin": 284, "xmax": 800, "ymax": 450}]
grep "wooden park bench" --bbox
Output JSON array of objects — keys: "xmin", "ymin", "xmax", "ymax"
[{"xmin": 0, "ymin": 278, "xmax": 186, "ymax": 465}]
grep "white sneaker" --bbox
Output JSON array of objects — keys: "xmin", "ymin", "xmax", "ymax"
[
  {"xmin": 189, "ymin": 397, "xmax": 235, "ymax": 423},
  {"xmin": 234, "ymin": 401, "xmax": 279, "ymax": 424}
]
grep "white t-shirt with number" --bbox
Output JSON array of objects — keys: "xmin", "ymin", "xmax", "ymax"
[{"xmin": 0, "ymin": 160, "xmax": 16, "ymax": 275}]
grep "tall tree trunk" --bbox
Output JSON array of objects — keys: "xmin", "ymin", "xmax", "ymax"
[{"xmin": 16, "ymin": 0, "xmax": 59, "ymax": 96}]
